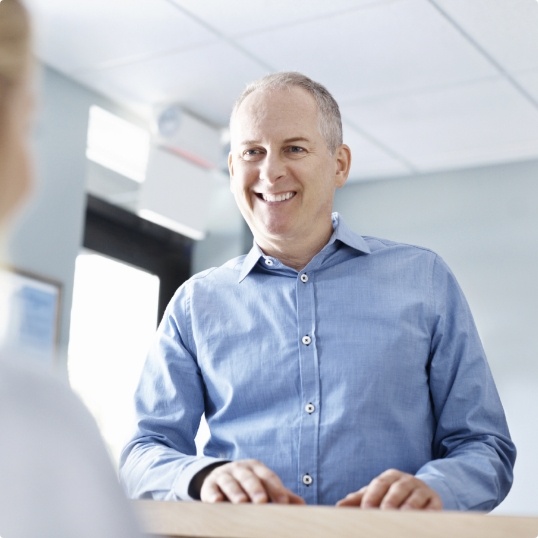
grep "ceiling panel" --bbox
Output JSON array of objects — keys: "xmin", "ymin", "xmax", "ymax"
[
  {"xmin": 235, "ymin": 0, "xmax": 498, "ymax": 104},
  {"xmin": 515, "ymin": 70, "xmax": 538, "ymax": 103},
  {"xmin": 74, "ymin": 42, "xmax": 268, "ymax": 126},
  {"xmin": 433, "ymin": 0, "xmax": 538, "ymax": 73},
  {"xmin": 25, "ymin": 0, "xmax": 217, "ymax": 74},
  {"xmin": 341, "ymin": 77, "xmax": 538, "ymax": 171},
  {"xmin": 171, "ymin": 0, "xmax": 391, "ymax": 37}
]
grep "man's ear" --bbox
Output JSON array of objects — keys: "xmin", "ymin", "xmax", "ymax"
[
  {"xmin": 334, "ymin": 144, "xmax": 351, "ymax": 189},
  {"xmin": 228, "ymin": 152, "xmax": 235, "ymax": 193}
]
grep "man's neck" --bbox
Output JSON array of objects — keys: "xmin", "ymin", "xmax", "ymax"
[{"xmin": 256, "ymin": 228, "xmax": 334, "ymax": 272}]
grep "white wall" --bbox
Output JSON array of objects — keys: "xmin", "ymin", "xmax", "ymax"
[
  {"xmin": 334, "ymin": 159, "xmax": 538, "ymax": 516},
  {"xmin": 191, "ymin": 176, "xmax": 244, "ymax": 274}
]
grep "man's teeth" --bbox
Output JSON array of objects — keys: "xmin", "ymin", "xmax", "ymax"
[{"xmin": 261, "ymin": 192, "xmax": 295, "ymax": 202}]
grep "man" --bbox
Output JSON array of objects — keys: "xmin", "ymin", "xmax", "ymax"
[{"xmin": 120, "ymin": 72, "xmax": 515, "ymax": 510}]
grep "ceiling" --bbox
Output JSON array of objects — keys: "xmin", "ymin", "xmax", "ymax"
[{"xmin": 23, "ymin": 0, "xmax": 538, "ymax": 183}]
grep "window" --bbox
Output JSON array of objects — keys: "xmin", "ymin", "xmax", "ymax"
[{"xmin": 68, "ymin": 252, "xmax": 159, "ymax": 462}]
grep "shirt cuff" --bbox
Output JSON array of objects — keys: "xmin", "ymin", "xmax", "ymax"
[
  {"xmin": 173, "ymin": 457, "xmax": 229, "ymax": 500},
  {"xmin": 415, "ymin": 472, "xmax": 460, "ymax": 510}
]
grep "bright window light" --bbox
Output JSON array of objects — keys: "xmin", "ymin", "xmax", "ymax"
[
  {"xmin": 68, "ymin": 251, "xmax": 159, "ymax": 463},
  {"xmin": 86, "ymin": 105, "xmax": 149, "ymax": 183}
]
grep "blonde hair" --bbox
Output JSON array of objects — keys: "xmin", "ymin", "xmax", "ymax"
[
  {"xmin": 230, "ymin": 72, "xmax": 343, "ymax": 154},
  {"xmin": 0, "ymin": 0, "xmax": 32, "ymax": 227},
  {"xmin": 0, "ymin": 0, "xmax": 31, "ymax": 93}
]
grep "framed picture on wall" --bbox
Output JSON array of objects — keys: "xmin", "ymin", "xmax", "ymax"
[{"xmin": 0, "ymin": 266, "xmax": 62, "ymax": 365}]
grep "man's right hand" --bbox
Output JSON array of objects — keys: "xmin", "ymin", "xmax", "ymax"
[{"xmin": 200, "ymin": 459, "xmax": 305, "ymax": 505}]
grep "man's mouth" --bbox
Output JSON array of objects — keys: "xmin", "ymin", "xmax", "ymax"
[{"xmin": 258, "ymin": 191, "xmax": 296, "ymax": 203}]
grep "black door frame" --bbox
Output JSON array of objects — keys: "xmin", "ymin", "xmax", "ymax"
[{"xmin": 83, "ymin": 194, "xmax": 193, "ymax": 323}]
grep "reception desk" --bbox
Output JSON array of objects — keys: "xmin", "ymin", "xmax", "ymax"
[{"xmin": 134, "ymin": 500, "xmax": 538, "ymax": 538}]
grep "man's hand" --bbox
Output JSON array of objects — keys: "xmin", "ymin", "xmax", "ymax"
[
  {"xmin": 200, "ymin": 459, "xmax": 306, "ymax": 505},
  {"xmin": 336, "ymin": 469, "xmax": 442, "ymax": 510}
]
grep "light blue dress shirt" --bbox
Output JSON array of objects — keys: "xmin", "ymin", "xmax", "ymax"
[{"xmin": 120, "ymin": 213, "xmax": 515, "ymax": 510}]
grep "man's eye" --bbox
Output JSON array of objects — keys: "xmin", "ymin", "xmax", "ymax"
[
  {"xmin": 288, "ymin": 146, "xmax": 305, "ymax": 153},
  {"xmin": 243, "ymin": 149, "xmax": 263, "ymax": 158}
]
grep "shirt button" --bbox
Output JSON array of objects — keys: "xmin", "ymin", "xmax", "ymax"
[
  {"xmin": 305, "ymin": 403, "xmax": 315, "ymax": 414},
  {"xmin": 301, "ymin": 335, "xmax": 311, "ymax": 346},
  {"xmin": 264, "ymin": 258, "xmax": 273, "ymax": 266},
  {"xmin": 302, "ymin": 474, "xmax": 313, "ymax": 486},
  {"xmin": 300, "ymin": 273, "xmax": 308, "ymax": 283}
]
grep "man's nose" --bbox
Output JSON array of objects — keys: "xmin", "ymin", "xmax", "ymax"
[{"xmin": 259, "ymin": 151, "xmax": 285, "ymax": 184}]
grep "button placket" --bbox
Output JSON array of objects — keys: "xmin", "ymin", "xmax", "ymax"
[{"xmin": 296, "ymin": 267, "xmax": 319, "ymax": 503}]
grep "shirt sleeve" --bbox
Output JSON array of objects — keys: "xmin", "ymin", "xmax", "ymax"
[
  {"xmin": 415, "ymin": 254, "xmax": 516, "ymax": 511},
  {"xmin": 119, "ymin": 285, "xmax": 228, "ymax": 500}
]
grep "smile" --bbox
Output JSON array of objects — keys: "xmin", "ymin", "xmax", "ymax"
[{"xmin": 259, "ymin": 192, "xmax": 296, "ymax": 203}]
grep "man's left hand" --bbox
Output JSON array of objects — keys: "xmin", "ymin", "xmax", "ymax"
[{"xmin": 335, "ymin": 469, "xmax": 442, "ymax": 510}]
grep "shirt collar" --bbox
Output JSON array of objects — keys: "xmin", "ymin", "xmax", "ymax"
[
  {"xmin": 327, "ymin": 212, "xmax": 370, "ymax": 254},
  {"xmin": 238, "ymin": 243, "xmax": 266, "ymax": 282},
  {"xmin": 238, "ymin": 212, "xmax": 370, "ymax": 282}
]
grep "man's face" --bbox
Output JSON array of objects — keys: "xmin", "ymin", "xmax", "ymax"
[{"xmin": 228, "ymin": 87, "xmax": 349, "ymax": 252}]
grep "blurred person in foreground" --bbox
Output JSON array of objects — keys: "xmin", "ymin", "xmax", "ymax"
[
  {"xmin": 0, "ymin": 1, "xmax": 143, "ymax": 536},
  {"xmin": 120, "ymin": 72, "xmax": 515, "ymax": 511}
]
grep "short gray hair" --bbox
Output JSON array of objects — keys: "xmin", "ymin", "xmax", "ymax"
[{"xmin": 230, "ymin": 72, "xmax": 343, "ymax": 154}]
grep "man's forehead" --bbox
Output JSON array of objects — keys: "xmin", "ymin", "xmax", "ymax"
[
  {"xmin": 231, "ymin": 118, "xmax": 314, "ymax": 147},
  {"xmin": 238, "ymin": 85, "xmax": 313, "ymax": 112},
  {"xmin": 230, "ymin": 87, "xmax": 319, "ymax": 140}
]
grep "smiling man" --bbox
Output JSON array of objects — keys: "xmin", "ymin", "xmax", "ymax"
[{"xmin": 120, "ymin": 72, "xmax": 515, "ymax": 511}]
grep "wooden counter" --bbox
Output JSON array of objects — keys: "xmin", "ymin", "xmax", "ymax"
[{"xmin": 134, "ymin": 500, "xmax": 538, "ymax": 538}]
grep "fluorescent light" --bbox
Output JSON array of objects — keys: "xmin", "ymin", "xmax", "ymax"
[{"xmin": 138, "ymin": 209, "xmax": 206, "ymax": 241}]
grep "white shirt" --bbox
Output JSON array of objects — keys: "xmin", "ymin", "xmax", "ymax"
[{"xmin": 0, "ymin": 357, "xmax": 143, "ymax": 538}]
